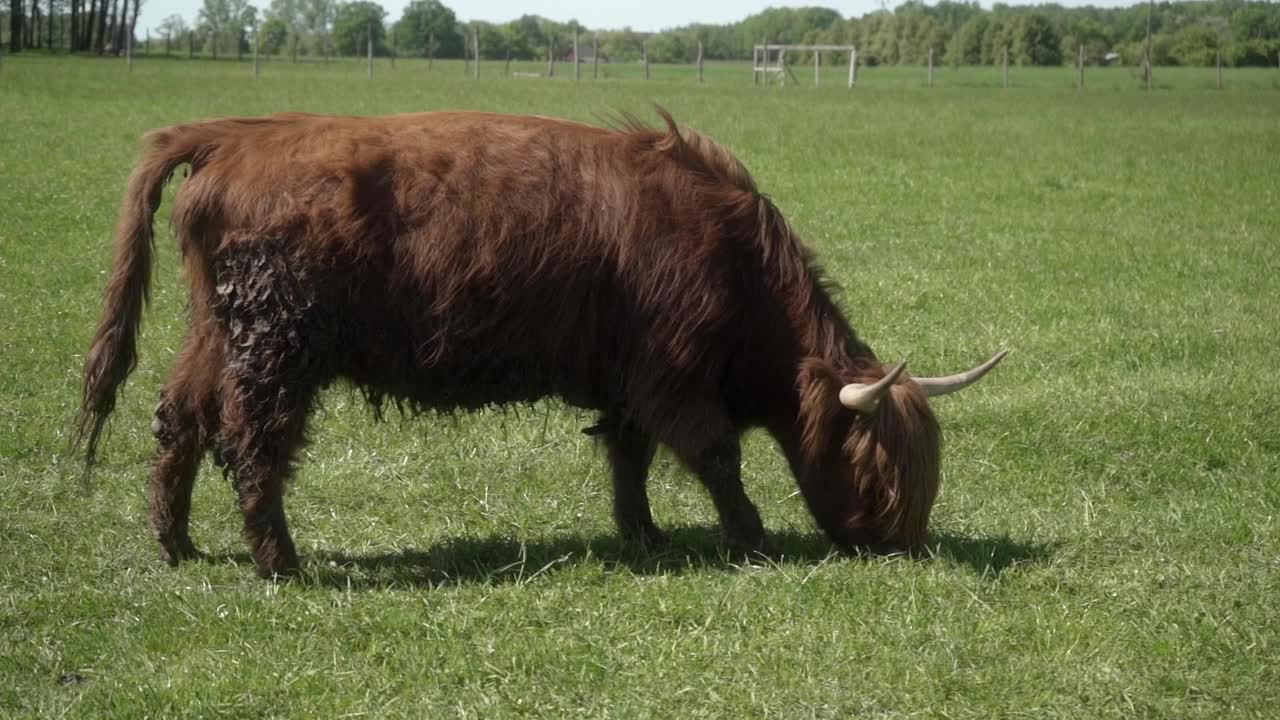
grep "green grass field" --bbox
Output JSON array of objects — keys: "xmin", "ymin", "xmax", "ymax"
[{"xmin": 2, "ymin": 55, "xmax": 1278, "ymax": 717}]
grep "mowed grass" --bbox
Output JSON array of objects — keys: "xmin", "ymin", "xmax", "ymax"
[{"xmin": 2, "ymin": 55, "xmax": 1279, "ymax": 717}]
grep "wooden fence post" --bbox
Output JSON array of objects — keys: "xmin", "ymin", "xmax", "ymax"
[
  {"xmin": 762, "ymin": 39, "xmax": 769, "ymax": 86},
  {"xmin": 473, "ymin": 27, "xmax": 479, "ymax": 79},
  {"xmin": 1216, "ymin": 49, "xmax": 1222, "ymax": 89},
  {"xmin": 573, "ymin": 29, "xmax": 579, "ymax": 81},
  {"xmin": 927, "ymin": 47, "xmax": 933, "ymax": 87},
  {"xmin": 643, "ymin": 41, "xmax": 649, "ymax": 80},
  {"xmin": 1002, "ymin": 46, "xmax": 1008, "ymax": 88},
  {"xmin": 427, "ymin": 32, "xmax": 433, "ymax": 70},
  {"xmin": 165, "ymin": 30, "xmax": 170, "ymax": 56},
  {"xmin": 366, "ymin": 20, "xmax": 373, "ymax": 80},
  {"xmin": 814, "ymin": 49, "xmax": 819, "ymax": 86},
  {"xmin": 1078, "ymin": 44, "xmax": 1084, "ymax": 89},
  {"xmin": 188, "ymin": 31, "xmax": 193, "ymax": 59},
  {"xmin": 127, "ymin": 24, "xmax": 133, "ymax": 71},
  {"xmin": 699, "ymin": 41, "xmax": 705, "ymax": 83},
  {"xmin": 1145, "ymin": 47, "xmax": 1152, "ymax": 90},
  {"xmin": 505, "ymin": 50, "xmax": 511, "ymax": 77},
  {"xmin": 849, "ymin": 47, "xmax": 856, "ymax": 88},
  {"xmin": 593, "ymin": 34, "xmax": 598, "ymax": 79},
  {"xmin": 253, "ymin": 24, "xmax": 260, "ymax": 77},
  {"xmin": 145, "ymin": 28, "xmax": 149, "ymax": 54},
  {"xmin": 547, "ymin": 40, "xmax": 554, "ymax": 77}
]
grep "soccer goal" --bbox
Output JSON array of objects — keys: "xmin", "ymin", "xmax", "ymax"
[{"xmin": 752, "ymin": 44, "xmax": 859, "ymax": 88}]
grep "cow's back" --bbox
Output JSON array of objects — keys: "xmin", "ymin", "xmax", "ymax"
[{"xmin": 170, "ymin": 112, "xmax": 747, "ymax": 418}]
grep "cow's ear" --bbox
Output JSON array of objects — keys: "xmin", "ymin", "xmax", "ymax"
[{"xmin": 796, "ymin": 357, "xmax": 845, "ymax": 461}]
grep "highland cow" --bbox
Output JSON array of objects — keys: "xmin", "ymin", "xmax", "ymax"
[{"xmin": 78, "ymin": 109, "xmax": 1005, "ymax": 579}]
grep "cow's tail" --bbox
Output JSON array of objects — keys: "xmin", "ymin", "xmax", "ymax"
[{"xmin": 76, "ymin": 128, "xmax": 202, "ymax": 470}]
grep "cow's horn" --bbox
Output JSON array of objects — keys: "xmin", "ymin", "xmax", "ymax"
[
  {"xmin": 912, "ymin": 350, "xmax": 1008, "ymax": 398},
  {"xmin": 839, "ymin": 361, "xmax": 907, "ymax": 413}
]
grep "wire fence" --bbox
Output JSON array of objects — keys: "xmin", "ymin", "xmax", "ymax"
[{"xmin": 4, "ymin": 35, "xmax": 1280, "ymax": 92}]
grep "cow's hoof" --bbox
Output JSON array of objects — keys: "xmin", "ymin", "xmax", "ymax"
[
  {"xmin": 726, "ymin": 532, "xmax": 769, "ymax": 560},
  {"xmin": 626, "ymin": 524, "xmax": 669, "ymax": 549},
  {"xmin": 158, "ymin": 536, "xmax": 203, "ymax": 567},
  {"xmin": 254, "ymin": 552, "xmax": 301, "ymax": 581}
]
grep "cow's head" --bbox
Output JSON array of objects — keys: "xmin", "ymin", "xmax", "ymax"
[{"xmin": 796, "ymin": 351, "xmax": 1006, "ymax": 553}]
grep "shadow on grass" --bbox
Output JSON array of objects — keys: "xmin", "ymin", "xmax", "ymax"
[
  {"xmin": 926, "ymin": 531, "xmax": 1055, "ymax": 578},
  {"xmin": 304, "ymin": 526, "xmax": 824, "ymax": 590},
  {"xmin": 227, "ymin": 526, "xmax": 1054, "ymax": 590}
]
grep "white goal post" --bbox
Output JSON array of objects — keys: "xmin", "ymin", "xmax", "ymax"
[{"xmin": 753, "ymin": 44, "xmax": 858, "ymax": 88}]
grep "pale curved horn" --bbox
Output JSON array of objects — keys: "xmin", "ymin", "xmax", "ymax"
[
  {"xmin": 913, "ymin": 350, "xmax": 1008, "ymax": 398},
  {"xmin": 838, "ymin": 361, "xmax": 907, "ymax": 413}
]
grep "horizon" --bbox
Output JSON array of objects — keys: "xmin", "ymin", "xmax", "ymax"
[{"xmin": 137, "ymin": 0, "xmax": 1146, "ymax": 37}]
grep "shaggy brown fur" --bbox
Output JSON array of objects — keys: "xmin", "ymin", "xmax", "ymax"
[{"xmin": 78, "ymin": 108, "xmax": 942, "ymax": 578}]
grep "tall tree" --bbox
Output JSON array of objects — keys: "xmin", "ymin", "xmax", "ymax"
[
  {"xmin": 331, "ymin": 0, "xmax": 384, "ymax": 56},
  {"xmin": 95, "ymin": 0, "xmax": 107, "ymax": 52},
  {"xmin": 501, "ymin": 14, "xmax": 546, "ymax": 61},
  {"xmin": 946, "ymin": 14, "xmax": 988, "ymax": 66},
  {"xmin": 258, "ymin": 14, "xmax": 286, "ymax": 53},
  {"xmin": 106, "ymin": 0, "xmax": 117, "ymax": 51},
  {"xmin": 597, "ymin": 27, "xmax": 645, "ymax": 62},
  {"xmin": 198, "ymin": 0, "xmax": 231, "ymax": 58},
  {"xmin": 266, "ymin": 0, "xmax": 301, "ymax": 56},
  {"xmin": 266, "ymin": 0, "xmax": 300, "ymax": 30},
  {"xmin": 116, "ymin": 0, "xmax": 131, "ymax": 53},
  {"xmin": 10, "ymin": 0, "xmax": 24, "ymax": 51},
  {"xmin": 126, "ymin": 0, "xmax": 142, "ymax": 52},
  {"xmin": 81, "ymin": 0, "xmax": 91, "ymax": 49},
  {"xmin": 392, "ymin": 0, "xmax": 459, "ymax": 57},
  {"xmin": 157, "ymin": 12, "xmax": 186, "ymax": 50},
  {"xmin": 301, "ymin": 0, "xmax": 335, "ymax": 57},
  {"xmin": 84, "ymin": 0, "xmax": 97, "ymax": 50},
  {"xmin": 225, "ymin": 0, "xmax": 253, "ymax": 59},
  {"xmin": 1011, "ymin": 13, "xmax": 1059, "ymax": 65}
]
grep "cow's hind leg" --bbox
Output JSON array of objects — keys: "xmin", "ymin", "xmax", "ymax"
[
  {"xmin": 221, "ymin": 376, "xmax": 313, "ymax": 579},
  {"xmin": 214, "ymin": 240, "xmax": 333, "ymax": 579},
  {"xmin": 150, "ymin": 331, "xmax": 224, "ymax": 566},
  {"xmin": 597, "ymin": 417, "xmax": 665, "ymax": 546}
]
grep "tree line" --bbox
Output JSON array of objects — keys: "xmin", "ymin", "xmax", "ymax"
[
  {"xmin": 4, "ymin": 0, "xmax": 141, "ymax": 53},
  {"xmin": 4, "ymin": 0, "xmax": 1279, "ymax": 67}
]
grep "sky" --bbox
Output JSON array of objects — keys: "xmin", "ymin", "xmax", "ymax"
[{"xmin": 138, "ymin": 0, "xmax": 1141, "ymax": 37}]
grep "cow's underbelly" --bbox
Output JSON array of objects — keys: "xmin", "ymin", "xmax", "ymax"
[
  {"xmin": 306, "ymin": 263, "xmax": 696, "ymax": 419},
  {"xmin": 337, "ymin": 340, "xmax": 613, "ymax": 416}
]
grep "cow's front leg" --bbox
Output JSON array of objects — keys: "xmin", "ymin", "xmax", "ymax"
[{"xmin": 679, "ymin": 434, "xmax": 766, "ymax": 556}]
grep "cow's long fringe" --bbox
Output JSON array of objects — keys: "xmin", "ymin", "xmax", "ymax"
[{"xmin": 845, "ymin": 370, "xmax": 941, "ymax": 548}]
